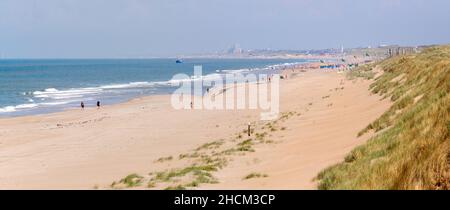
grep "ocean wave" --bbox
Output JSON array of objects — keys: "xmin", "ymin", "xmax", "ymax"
[
  {"xmin": 266, "ymin": 61, "xmax": 305, "ymax": 69},
  {"xmin": 4, "ymin": 61, "xmax": 308, "ymax": 114},
  {"xmin": 220, "ymin": 68, "xmax": 251, "ymax": 73},
  {"xmin": 0, "ymin": 103, "xmax": 38, "ymax": 113},
  {"xmin": 32, "ymin": 82, "xmax": 160, "ymax": 100},
  {"xmin": 33, "ymin": 88, "xmax": 104, "ymax": 101},
  {"xmin": 39, "ymin": 101, "xmax": 74, "ymax": 106},
  {"xmin": 167, "ymin": 73, "xmax": 223, "ymax": 85},
  {"xmin": 100, "ymin": 81, "xmax": 155, "ymax": 89},
  {"xmin": 0, "ymin": 106, "xmax": 16, "ymax": 113},
  {"xmin": 219, "ymin": 61, "xmax": 306, "ymax": 74},
  {"xmin": 15, "ymin": 103, "xmax": 38, "ymax": 109}
]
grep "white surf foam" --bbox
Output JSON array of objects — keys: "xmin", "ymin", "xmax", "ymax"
[
  {"xmin": 33, "ymin": 87, "xmax": 103, "ymax": 100},
  {"xmin": 100, "ymin": 81, "xmax": 155, "ymax": 89},
  {"xmin": 39, "ymin": 101, "xmax": 74, "ymax": 106},
  {"xmin": 0, "ymin": 103, "xmax": 38, "ymax": 113},
  {"xmin": 0, "ymin": 106, "xmax": 16, "ymax": 113}
]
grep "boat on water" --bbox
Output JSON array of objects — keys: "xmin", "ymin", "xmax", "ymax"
[{"xmin": 175, "ymin": 59, "xmax": 183, "ymax": 63}]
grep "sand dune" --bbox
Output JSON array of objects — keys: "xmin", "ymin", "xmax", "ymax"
[
  {"xmin": 0, "ymin": 68, "xmax": 390, "ymax": 189},
  {"xmin": 201, "ymin": 71, "xmax": 391, "ymax": 189}
]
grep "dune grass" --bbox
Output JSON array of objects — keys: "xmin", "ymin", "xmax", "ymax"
[
  {"xmin": 110, "ymin": 111, "xmax": 298, "ymax": 189},
  {"xmin": 164, "ymin": 185, "xmax": 186, "ymax": 190},
  {"xmin": 236, "ymin": 139, "xmax": 255, "ymax": 152},
  {"xmin": 346, "ymin": 64, "xmax": 376, "ymax": 80},
  {"xmin": 243, "ymin": 173, "xmax": 268, "ymax": 180},
  {"xmin": 195, "ymin": 140, "xmax": 225, "ymax": 151},
  {"xmin": 111, "ymin": 173, "xmax": 144, "ymax": 188},
  {"xmin": 155, "ymin": 156, "xmax": 173, "ymax": 163},
  {"xmin": 316, "ymin": 45, "xmax": 450, "ymax": 190},
  {"xmin": 154, "ymin": 164, "xmax": 219, "ymax": 182}
]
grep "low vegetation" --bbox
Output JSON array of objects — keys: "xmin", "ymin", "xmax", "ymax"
[
  {"xmin": 317, "ymin": 45, "xmax": 450, "ymax": 190},
  {"xmin": 109, "ymin": 110, "xmax": 298, "ymax": 190},
  {"xmin": 195, "ymin": 140, "xmax": 225, "ymax": 151},
  {"xmin": 243, "ymin": 173, "xmax": 268, "ymax": 180},
  {"xmin": 111, "ymin": 173, "xmax": 144, "ymax": 188},
  {"xmin": 155, "ymin": 156, "xmax": 173, "ymax": 163},
  {"xmin": 346, "ymin": 64, "xmax": 376, "ymax": 80}
]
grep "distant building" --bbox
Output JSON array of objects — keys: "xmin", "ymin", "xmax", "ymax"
[
  {"xmin": 227, "ymin": 44, "xmax": 243, "ymax": 54},
  {"xmin": 377, "ymin": 45, "xmax": 417, "ymax": 57},
  {"xmin": 385, "ymin": 46, "xmax": 416, "ymax": 57}
]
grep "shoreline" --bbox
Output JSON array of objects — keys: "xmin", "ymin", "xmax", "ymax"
[
  {"xmin": 0, "ymin": 59, "xmax": 316, "ymax": 118},
  {"xmin": 0, "ymin": 63, "xmax": 390, "ymax": 189}
]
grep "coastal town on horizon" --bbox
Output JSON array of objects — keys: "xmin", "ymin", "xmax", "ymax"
[
  {"xmin": 168, "ymin": 43, "xmax": 430, "ymax": 59},
  {"xmin": 0, "ymin": 42, "xmax": 437, "ymax": 60}
]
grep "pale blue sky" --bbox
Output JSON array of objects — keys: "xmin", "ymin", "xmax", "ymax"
[{"xmin": 1, "ymin": 0, "xmax": 449, "ymax": 58}]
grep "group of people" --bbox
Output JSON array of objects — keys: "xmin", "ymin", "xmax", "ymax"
[{"xmin": 80, "ymin": 101, "xmax": 101, "ymax": 109}]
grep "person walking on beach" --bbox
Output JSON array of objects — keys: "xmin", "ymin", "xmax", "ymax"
[
  {"xmin": 80, "ymin": 102, "xmax": 85, "ymax": 109},
  {"xmin": 97, "ymin": 101, "xmax": 101, "ymax": 109}
]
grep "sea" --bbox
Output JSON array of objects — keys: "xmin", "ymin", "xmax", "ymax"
[{"xmin": 0, "ymin": 58, "xmax": 310, "ymax": 117}]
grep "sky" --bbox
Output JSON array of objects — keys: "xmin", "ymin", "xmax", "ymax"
[{"xmin": 0, "ymin": 0, "xmax": 449, "ymax": 58}]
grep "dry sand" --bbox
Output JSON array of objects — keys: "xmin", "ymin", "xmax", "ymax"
[{"xmin": 0, "ymin": 68, "xmax": 390, "ymax": 189}]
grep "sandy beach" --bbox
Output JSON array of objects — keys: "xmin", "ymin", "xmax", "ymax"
[{"xmin": 0, "ymin": 67, "xmax": 391, "ymax": 189}]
